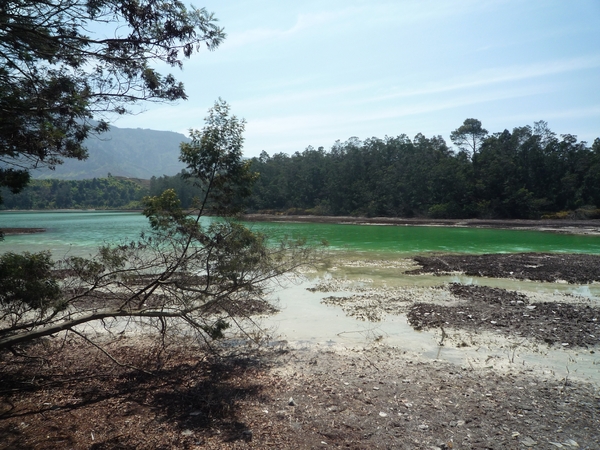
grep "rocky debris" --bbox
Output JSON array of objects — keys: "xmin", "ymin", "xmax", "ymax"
[
  {"xmin": 1, "ymin": 340, "xmax": 599, "ymax": 449},
  {"xmin": 265, "ymin": 346, "xmax": 600, "ymax": 449},
  {"xmin": 320, "ymin": 285, "xmax": 453, "ymax": 321},
  {"xmin": 408, "ymin": 252, "xmax": 600, "ymax": 284},
  {"xmin": 408, "ymin": 284, "xmax": 600, "ymax": 348},
  {"xmin": 337, "ymin": 258, "xmax": 421, "ymax": 271}
]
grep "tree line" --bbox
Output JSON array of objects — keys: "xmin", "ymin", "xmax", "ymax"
[
  {"xmin": 122, "ymin": 119, "xmax": 600, "ymax": 220},
  {"xmin": 3, "ymin": 120, "xmax": 599, "ymax": 219},
  {"xmin": 246, "ymin": 120, "xmax": 600, "ymax": 219},
  {"xmin": 1, "ymin": 177, "xmax": 148, "ymax": 210}
]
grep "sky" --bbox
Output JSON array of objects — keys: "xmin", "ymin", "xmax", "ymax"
[{"xmin": 113, "ymin": 0, "xmax": 600, "ymax": 158}]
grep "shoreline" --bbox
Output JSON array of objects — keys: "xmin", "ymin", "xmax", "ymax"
[
  {"xmin": 0, "ymin": 227, "xmax": 46, "ymax": 235},
  {"xmin": 243, "ymin": 214, "xmax": 600, "ymax": 235},
  {"xmin": 1, "ymin": 251, "xmax": 599, "ymax": 448},
  {"xmin": 3, "ymin": 210, "xmax": 600, "ymax": 236}
]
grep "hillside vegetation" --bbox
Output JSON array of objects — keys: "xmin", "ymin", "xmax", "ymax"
[
  {"xmin": 4, "ymin": 121, "xmax": 600, "ymax": 219},
  {"xmin": 31, "ymin": 126, "xmax": 189, "ymax": 180},
  {"xmin": 1, "ymin": 177, "xmax": 148, "ymax": 210}
]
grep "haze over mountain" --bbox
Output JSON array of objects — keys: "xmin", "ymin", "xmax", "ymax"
[{"xmin": 32, "ymin": 125, "xmax": 189, "ymax": 180}]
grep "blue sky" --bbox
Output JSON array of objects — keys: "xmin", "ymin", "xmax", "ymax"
[{"xmin": 114, "ymin": 0, "xmax": 600, "ymax": 157}]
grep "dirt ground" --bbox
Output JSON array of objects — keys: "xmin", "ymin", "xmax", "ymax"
[
  {"xmin": 1, "ymin": 338, "xmax": 598, "ymax": 450},
  {"xmin": 1, "ymin": 251, "xmax": 600, "ymax": 449}
]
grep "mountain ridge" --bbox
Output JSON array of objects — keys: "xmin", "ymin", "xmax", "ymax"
[{"xmin": 32, "ymin": 125, "xmax": 190, "ymax": 180}]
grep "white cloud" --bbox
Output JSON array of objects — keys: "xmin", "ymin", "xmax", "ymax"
[
  {"xmin": 234, "ymin": 81, "xmax": 376, "ymax": 110},
  {"xmin": 372, "ymin": 54, "xmax": 600, "ymax": 102},
  {"xmin": 222, "ymin": 9, "xmax": 351, "ymax": 50}
]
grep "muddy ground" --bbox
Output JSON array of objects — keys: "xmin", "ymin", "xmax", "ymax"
[
  {"xmin": 1, "ymin": 252, "xmax": 600, "ymax": 449},
  {"xmin": 0, "ymin": 227, "xmax": 45, "ymax": 235},
  {"xmin": 409, "ymin": 253, "xmax": 600, "ymax": 284},
  {"xmin": 408, "ymin": 283, "xmax": 600, "ymax": 348}
]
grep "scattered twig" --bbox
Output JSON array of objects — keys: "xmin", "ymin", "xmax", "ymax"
[
  {"xmin": 69, "ymin": 329, "xmax": 153, "ymax": 375},
  {"xmin": 438, "ymin": 326, "xmax": 447, "ymax": 346}
]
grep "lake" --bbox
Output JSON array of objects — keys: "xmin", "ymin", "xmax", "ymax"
[
  {"xmin": 2, "ymin": 211, "xmax": 599, "ymax": 382},
  {"xmin": 2, "ymin": 210, "xmax": 600, "ymax": 256}
]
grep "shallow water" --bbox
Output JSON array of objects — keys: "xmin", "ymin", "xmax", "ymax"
[
  {"xmin": 263, "ymin": 273, "xmax": 600, "ymax": 385},
  {"xmin": 2, "ymin": 211, "xmax": 600, "ymax": 383}
]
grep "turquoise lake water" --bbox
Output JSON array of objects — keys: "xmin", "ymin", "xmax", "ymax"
[
  {"xmin": 1, "ymin": 210, "xmax": 600, "ymax": 256},
  {"xmin": 2, "ymin": 211, "xmax": 600, "ymax": 382}
]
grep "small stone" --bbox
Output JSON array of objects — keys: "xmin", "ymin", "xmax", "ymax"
[
  {"xmin": 521, "ymin": 436, "xmax": 537, "ymax": 447},
  {"xmin": 288, "ymin": 397, "xmax": 296, "ymax": 406},
  {"xmin": 379, "ymin": 412, "xmax": 388, "ymax": 417},
  {"xmin": 242, "ymin": 430, "xmax": 253, "ymax": 442},
  {"xmin": 418, "ymin": 424, "xmax": 429, "ymax": 430},
  {"xmin": 181, "ymin": 429, "xmax": 194, "ymax": 437}
]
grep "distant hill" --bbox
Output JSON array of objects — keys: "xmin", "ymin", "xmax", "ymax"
[{"xmin": 32, "ymin": 125, "xmax": 189, "ymax": 180}]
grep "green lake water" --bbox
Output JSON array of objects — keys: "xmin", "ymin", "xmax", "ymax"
[
  {"xmin": 2, "ymin": 211, "xmax": 599, "ymax": 382},
  {"xmin": 2, "ymin": 211, "xmax": 600, "ymax": 256}
]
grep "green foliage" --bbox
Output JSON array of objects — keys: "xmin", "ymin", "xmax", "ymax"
[
  {"xmin": 0, "ymin": 252, "xmax": 61, "ymax": 311},
  {"xmin": 206, "ymin": 222, "xmax": 268, "ymax": 284},
  {"xmin": 0, "ymin": 101, "xmax": 313, "ymax": 353},
  {"xmin": 0, "ymin": 0, "xmax": 224, "ymax": 198},
  {"xmin": 179, "ymin": 99, "xmax": 258, "ymax": 215},
  {"xmin": 142, "ymin": 188, "xmax": 196, "ymax": 233},
  {"xmin": 450, "ymin": 118, "xmax": 488, "ymax": 154},
  {"xmin": 0, "ymin": 177, "xmax": 148, "ymax": 209},
  {"xmin": 148, "ymin": 172, "xmax": 205, "ymax": 208},
  {"xmin": 247, "ymin": 120, "xmax": 599, "ymax": 220},
  {"xmin": 202, "ymin": 318, "xmax": 230, "ymax": 340}
]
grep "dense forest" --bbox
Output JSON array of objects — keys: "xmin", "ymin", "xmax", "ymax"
[
  {"xmin": 144, "ymin": 121, "xmax": 600, "ymax": 219},
  {"xmin": 3, "ymin": 120, "xmax": 600, "ymax": 219},
  {"xmin": 0, "ymin": 177, "xmax": 148, "ymax": 210}
]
